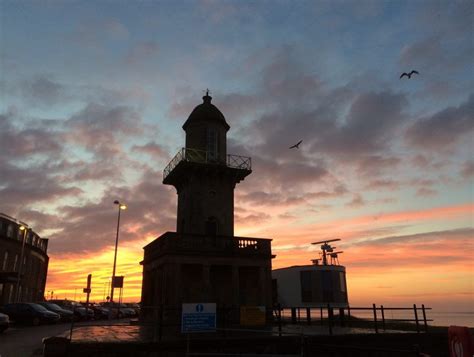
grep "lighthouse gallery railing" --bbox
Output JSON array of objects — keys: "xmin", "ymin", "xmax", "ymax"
[{"xmin": 163, "ymin": 147, "xmax": 251, "ymax": 181}]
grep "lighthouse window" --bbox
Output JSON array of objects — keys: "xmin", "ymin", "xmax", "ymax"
[{"xmin": 206, "ymin": 128, "xmax": 218, "ymax": 160}]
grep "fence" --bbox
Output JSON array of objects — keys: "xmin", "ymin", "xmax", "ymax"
[
  {"xmin": 63, "ymin": 304, "xmax": 433, "ymax": 357},
  {"xmin": 274, "ymin": 303, "xmax": 432, "ymax": 336}
]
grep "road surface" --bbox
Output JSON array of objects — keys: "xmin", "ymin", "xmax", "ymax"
[
  {"xmin": 0, "ymin": 322, "xmax": 72, "ymax": 357},
  {"xmin": 0, "ymin": 320, "xmax": 126, "ymax": 357}
]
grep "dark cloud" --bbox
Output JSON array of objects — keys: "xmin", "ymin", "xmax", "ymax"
[
  {"xmin": 0, "ymin": 110, "xmax": 63, "ymax": 158},
  {"xmin": 0, "ymin": 110, "xmax": 80, "ymax": 212},
  {"xmin": 20, "ymin": 76, "xmax": 64, "ymax": 107},
  {"xmin": 365, "ymin": 179, "xmax": 400, "ymax": 191},
  {"xmin": 406, "ymin": 94, "xmax": 474, "ymax": 149},
  {"xmin": 132, "ymin": 142, "xmax": 169, "ymax": 160},
  {"xmin": 43, "ymin": 169, "xmax": 176, "ymax": 253},
  {"xmin": 356, "ymin": 155, "xmax": 401, "ymax": 177},
  {"xmin": 125, "ymin": 41, "xmax": 159, "ymax": 65},
  {"xmin": 235, "ymin": 212, "xmax": 271, "ymax": 225},
  {"xmin": 66, "ymin": 103, "xmax": 143, "ymax": 158},
  {"xmin": 71, "ymin": 18, "xmax": 129, "ymax": 48},
  {"xmin": 399, "ymin": 36, "xmax": 444, "ymax": 68},
  {"xmin": 415, "ymin": 187, "xmax": 437, "ymax": 197},
  {"xmin": 0, "ymin": 160, "xmax": 83, "ymax": 212},
  {"xmin": 310, "ymin": 91, "xmax": 408, "ymax": 157},
  {"xmin": 346, "ymin": 194, "xmax": 365, "ymax": 208},
  {"xmin": 348, "ymin": 228, "xmax": 473, "ymax": 248},
  {"xmin": 460, "ymin": 160, "xmax": 474, "ymax": 178}
]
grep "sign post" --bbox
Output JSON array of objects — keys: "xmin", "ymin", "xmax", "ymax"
[
  {"xmin": 84, "ymin": 274, "xmax": 91, "ymax": 320},
  {"xmin": 181, "ymin": 303, "xmax": 216, "ymax": 333}
]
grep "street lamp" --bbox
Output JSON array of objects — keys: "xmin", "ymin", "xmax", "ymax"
[
  {"xmin": 110, "ymin": 200, "xmax": 126, "ymax": 303},
  {"xmin": 15, "ymin": 225, "xmax": 28, "ymax": 302}
]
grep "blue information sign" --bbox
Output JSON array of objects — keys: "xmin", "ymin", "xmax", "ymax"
[{"xmin": 181, "ymin": 303, "xmax": 216, "ymax": 333}]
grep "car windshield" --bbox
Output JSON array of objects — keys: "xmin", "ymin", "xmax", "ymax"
[
  {"xmin": 44, "ymin": 303, "xmax": 62, "ymax": 310},
  {"xmin": 29, "ymin": 304, "xmax": 49, "ymax": 312}
]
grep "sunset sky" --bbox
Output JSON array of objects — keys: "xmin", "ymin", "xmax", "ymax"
[{"xmin": 1, "ymin": 1, "xmax": 472, "ymax": 312}]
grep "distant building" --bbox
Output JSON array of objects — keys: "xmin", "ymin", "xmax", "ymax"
[
  {"xmin": 140, "ymin": 93, "xmax": 274, "ymax": 325},
  {"xmin": 272, "ymin": 240, "xmax": 349, "ymax": 307},
  {"xmin": 0, "ymin": 213, "xmax": 49, "ymax": 304}
]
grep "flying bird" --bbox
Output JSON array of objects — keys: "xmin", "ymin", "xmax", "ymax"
[
  {"xmin": 289, "ymin": 140, "xmax": 302, "ymax": 149},
  {"xmin": 400, "ymin": 70, "xmax": 419, "ymax": 79}
]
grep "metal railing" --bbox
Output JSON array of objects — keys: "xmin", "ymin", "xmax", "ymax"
[
  {"xmin": 143, "ymin": 233, "xmax": 272, "ymax": 262},
  {"xmin": 274, "ymin": 303, "xmax": 432, "ymax": 335},
  {"xmin": 163, "ymin": 148, "xmax": 251, "ymax": 181}
]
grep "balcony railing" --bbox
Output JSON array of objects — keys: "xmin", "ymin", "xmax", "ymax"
[
  {"xmin": 163, "ymin": 148, "xmax": 251, "ymax": 181},
  {"xmin": 144, "ymin": 232, "xmax": 271, "ymax": 262}
]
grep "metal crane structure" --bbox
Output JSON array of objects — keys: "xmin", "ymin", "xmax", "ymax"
[{"xmin": 311, "ymin": 239, "xmax": 343, "ymax": 266}]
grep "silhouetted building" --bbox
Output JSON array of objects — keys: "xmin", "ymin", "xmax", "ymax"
[
  {"xmin": 272, "ymin": 241, "xmax": 348, "ymax": 307},
  {"xmin": 0, "ymin": 213, "xmax": 49, "ymax": 304},
  {"xmin": 140, "ymin": 93, "xmax": 274, "ymax": 325}
]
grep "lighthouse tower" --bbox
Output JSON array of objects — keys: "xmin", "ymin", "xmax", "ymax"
[
  {"xmin": 163, "ymin": 91, "xmax": 250, "ymax": 237},
  {"xmin": 140, "ymin": 93, "xmax": 273, "ymax": 327}
]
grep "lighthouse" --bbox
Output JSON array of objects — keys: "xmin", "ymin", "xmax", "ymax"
[{"xmin": 140, "ymin": 93, "xmax": 274, "ymax": 326}]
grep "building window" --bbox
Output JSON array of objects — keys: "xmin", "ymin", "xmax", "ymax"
[
  {"xmin": 300, "ymin": 271, "xmax": 313, "ymax": 302},
  {"xmin": 13, "ymin": 254, "xmax": 18, "ymax": 272},
  {"xmin": 206, "ymin": 128, "xmax": 218, "ymax": 160},
  {"xmin": 7, "ymin": 224, "xmax": 13, "ymax": 238},
  {"xmin": 339, "ymin": 272, "xmax": 346, "ymax": 292},
  {"xmin": 2, "ymin": 251, "xmax": 8, "ymax": 271},
  {"xmin": 7, "ymin": 284, "xmax": 13, "ymax": 303},
  {"xmin": 205, "ymin": 217, "xmax": 218, "ymax": 236}
]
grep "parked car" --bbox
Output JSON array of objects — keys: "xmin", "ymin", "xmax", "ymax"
[
  {"xmin": 0, "ymin": 312, "xmax": 9, "ymax": 332},
  {"xmin": 125, "ymin": 303, "xmax": 140, "ymax": 316},
  {"xmin": 100, "ymin": 302, "xmax": 136, "ymax": 318},
  {"xmin": 90, "ymin": 304, "xmax": 109, "ymax": 320},
  {"xmin": 37, "ymin": 302, "xmax": 74, "ymax": 322},
  {"xmin": 118, "ymin": 303, "xmax": 137, "ymax": 318},
  {"xmin": 49, "ymin": 300, "xmax": 94, "ymax": 320},
  {"xmin": 1, "ymin": 303, "xmax": 60, "ymax": 326}
]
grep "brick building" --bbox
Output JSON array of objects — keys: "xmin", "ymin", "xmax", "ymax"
[{"xmin": 0, "ymin": 213, "xmax": 49, "ymax": 304}]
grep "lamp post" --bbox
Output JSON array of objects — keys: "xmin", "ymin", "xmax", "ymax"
[
  {"xmin": 15, "ymin": 225, "xmax": 28, "ymax": 302},
  {"xmin": 110, "ymin": 200, "xmax": 126, "ymax": 303}
]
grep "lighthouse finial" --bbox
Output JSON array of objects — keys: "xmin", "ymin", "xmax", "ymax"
[{"xmin": 203, "ymin": 88, "xmax": 212, "ymax": 103}]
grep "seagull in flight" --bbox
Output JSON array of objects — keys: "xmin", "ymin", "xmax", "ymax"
[
  {"xmin": 400, "ymin": 70, "xmax": 419, "ymax": 79},
  {"xmin": 289, "ymin": 140, "xmax": 302, "ymax": 149}
]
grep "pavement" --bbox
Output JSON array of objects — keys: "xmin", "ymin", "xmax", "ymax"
[
  {"xmin": 60, "ymin": 322, "xmax": 415, "ymax": 345},
  {"xmin": 66, "ymin": 324, "xmax": 154, "ymax": 343}
]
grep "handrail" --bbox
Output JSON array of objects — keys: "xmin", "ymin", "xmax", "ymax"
[{"xmin": 163, "ymin": 147, "xmax": 251, "ymax": 181}]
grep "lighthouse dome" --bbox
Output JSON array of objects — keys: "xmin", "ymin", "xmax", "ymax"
[{"xmin": 182, "ymin": 93, "xmax": 230, "ymax": 131}]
